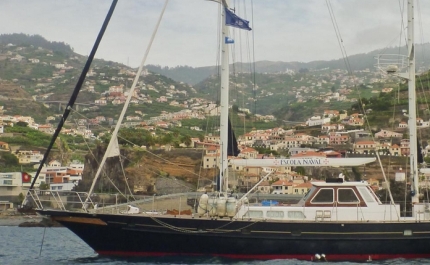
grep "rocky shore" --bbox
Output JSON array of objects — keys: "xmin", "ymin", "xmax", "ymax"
[{"xmin": 0, "ymin": 214, "xmax": 61, "ymax": 227}]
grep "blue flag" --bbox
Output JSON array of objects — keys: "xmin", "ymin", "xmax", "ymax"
[
  {"xmin": 225, "ymin": 7, "xmax": 252, "ymax": 31},
  {"xmin": 225, "ymin": 37, "xmax": 234, "ymax": 44}
]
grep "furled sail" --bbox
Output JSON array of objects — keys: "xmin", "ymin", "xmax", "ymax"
[
  {"xmin": 227, "ymin": 118, "xmax": 240, "ymax": 157},
  {"xmin": 106, "ymin": 137, "xmax": 120, "ymax": 158}
]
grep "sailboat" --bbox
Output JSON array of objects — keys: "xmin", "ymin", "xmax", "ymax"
[{"xmin": 25, "ymin": 0, "xmax": 430, "ymax": 261}]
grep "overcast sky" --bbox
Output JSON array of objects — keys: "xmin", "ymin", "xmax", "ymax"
[{"xmin": 1, "ymin": 0, "xmax": 430, "ymax": 68}]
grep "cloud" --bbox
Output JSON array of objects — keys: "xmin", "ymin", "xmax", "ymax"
[{"xmin": 1, "ymin": 0, "xmax": 429, "ymax": 67}]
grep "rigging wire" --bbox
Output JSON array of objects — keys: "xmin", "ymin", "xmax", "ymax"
[
  {"xmin": 414, "ymin": 0, "xmax": 430, "ymax": 203},
  {"xmin": 70, "ymin": 108, "xmax": 204, "ymax": 183},
  {"xmin": 197, "ymin": 2, "xmax": 224, "ymax": 192},
  {"xmin": 197, "ymin": 0, "xmax": 223, "ymax": 195},
  {"xmin": 39, "ymin": 226, "xmax": 46, "ymax": 257},
  {"xmin": 25, "ymin": 0, "xmax": 119, "ymax": 196},
  {"xmin": 84, "ymin": 0, "xmax": 170, "ymax": 205},
  {"xmin": 250, "ymin": 0, "xmax": 257, "ymax": 121},
  {"xmin": 397, "ymin": 0, "xmax": 407, "ymax": 57},
  {"xmin": 325, "ymin": 0, "xmax": 352, "ymax": 75},
  {"xmin": 384, "ymin": 0, "xmax": 407, "ymax": 208},
  {"xmin": 119, "ymin": 154, "xmax": 136, "ymax": 201},
  {"xmin": 70, "ymin": 110, "xmax": 130, "ymax": 196},
  {"xmin": 325, "ymin": 0, "xmax": 398, "ymax": 214},
  {"xmin": 241, "ymin": 0, "xmax": 255, "ymax": 133}
]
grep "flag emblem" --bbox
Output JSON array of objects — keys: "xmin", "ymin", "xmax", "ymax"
[
  {"xmin": 225, "ymin": 7, "xmax": 252, "ymax": 31},
  {"xmin": 22, "ymin": 172, "xmax": 31, "ymax": 183}
]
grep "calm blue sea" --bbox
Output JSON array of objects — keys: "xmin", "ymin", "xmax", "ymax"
[{"xmin": 0, "ymin": 226, "xmax": 429, "ymax": 265}]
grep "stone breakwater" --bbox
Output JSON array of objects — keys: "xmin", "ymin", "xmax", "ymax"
[
  {"xmin": 0, "ymin": 215, "xmax": 61, "ymax": 227},
  {"xmin": 0, "ymin": 215, "xmax": 43, "ymax": 226}
]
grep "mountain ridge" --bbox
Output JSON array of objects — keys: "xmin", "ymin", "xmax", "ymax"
[{"xmin": 147, "ymin": 43, "xmax": 430, "ymax": 85}]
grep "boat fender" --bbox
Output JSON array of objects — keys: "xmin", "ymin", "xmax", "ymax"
[
  {"xmin": 216, "ymin": 196, "xmax": 227, "ymax": 217},
  {"xmin": 208, "ymin": 196, "xmax": 218, "ymax": 217},
  {"xmin": 126, "ymin": 205, "xmax": 140, "ymax": 214},
  {"xmin": 226, "ymin": 197, "xmax": 237, "ymax": 218},
  {"xmin": 313, "ymin": 253, "xmax": 327, "ymax": 262},
  {"xmin": 314, "ymin": 254, "xmax": 321, "ymax": 261},
  {"xmin": 197, "ymin": 193, "xmax": 209, "ymax": 217}
]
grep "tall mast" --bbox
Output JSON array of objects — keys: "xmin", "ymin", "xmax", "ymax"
[
  {"xmin": 219, "ymin": 0, "xmax": 230, "ymax": 194},
  {"xmin": 407, "ymin": 0, "xmax": 419, "ymax": 203}
]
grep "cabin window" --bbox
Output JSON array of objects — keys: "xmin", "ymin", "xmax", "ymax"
[
  {"xmin": 338, "ymin": 188, "xmax": 359, "ymax": 203},
  {"xmin": 311, "ymin": 188, "xmax": 334, "ymax": 203},
  {"xmin": 3, "ymin": 180, "xmax": 12, "ymax": 185},
  {"xmin": 287, "ymin": 211, "xmax": 305, "ymax": 219},
  {"xmin": 302, "ymin": 187, "xmax": 314, "ymax": 200},
  {"xmin": 244, "ymin": 210, "xmax": 263, "ymax": 218},
  {"xmin": 358, "ymin": 187, "xmax": 375, "ymax": 203},
  {"xmin": 267, "ymin": 211, "xmax": 284, "ymax": 218}
]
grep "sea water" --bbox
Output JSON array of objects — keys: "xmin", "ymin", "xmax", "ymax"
[{"xmin": 0, "ymin": 226, "xmax": 428, "ymax": 265}]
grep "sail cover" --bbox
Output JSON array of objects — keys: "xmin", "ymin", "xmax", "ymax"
[{"xmin": 227, "ymin": 118, "xmax": 240, "ymax": 156}]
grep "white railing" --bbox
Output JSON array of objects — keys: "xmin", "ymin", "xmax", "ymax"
[
  {"xmin": 375, "ymin": 54, "xmax": 408, "ymax": 75},
  {"xmin": 28, "ymin": 189, "xmax": 195, "ymax": 216},
  {"xmin": 28, "ymin": 189, "xmax": 96, "ymax": 211}
]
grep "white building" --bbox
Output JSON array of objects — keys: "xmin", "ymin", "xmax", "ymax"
[
  {"xmin": 0, "ymin": 172, "xmax": 41, "ymax": 197},
  {"xmin": 306, "ymin": 116, "xmax": 331, "ymax": 127}
]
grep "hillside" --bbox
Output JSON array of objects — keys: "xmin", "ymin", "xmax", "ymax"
[
  {"xmin": 3, "ymin": 33, "xmax": 430, "ymax": 134},
  {"xmin": 0, "ymin": 33, "xmax": 73, "ymax": 54},
  {"xmin": 0, "ymin": 80, "xmax": 50, "ymax": 121},
  {"xmin": 77, "ymin": 147, "xmax": 216, "ymax": 195},
  {"xmin": 147, "ymin": 43, "xmax": 430, "ymax": 85},
  {"xmin": 0, "ymin": 34, "xmax": 199, "ymax": 123},
  {"xmin": 2, "ymin": 33, "xmax": 422, "ymax": 122}
]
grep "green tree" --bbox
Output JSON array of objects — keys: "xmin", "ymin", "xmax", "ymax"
[
  {"xmin": 172, "ymin": 129, "xmax": 180, "ymax": 138},
  {"xmin": 351, "ymin": 167, "xmax": 362, "ymax": 181},
  {"xmin": 1, "ymin": 152, "xmax": 19, "ymax": 166},
  {"xmin": 295, "ymin": 166, "xmax": 305, "ymax": 175},
  {"xmin": 232, "ymin": 105, "xmax": 239, "ymax": 113},
  {"xmin": 160, "ymin": 133, "xmax": 173, "ymax": 145},
  {"xmin": 181, "ymin": 135, "xmax": 192, "ymax": 147},
  {"xmin": 18, "ymin": 193, "xmax": 25, "ymax": 204},
  {"xmin": 330, "ymin": 86, "xmax": 336, "ymax": 93},
  {"xmin": 39, "ymin": 182, "xmax": 50, "ymax": 190}
]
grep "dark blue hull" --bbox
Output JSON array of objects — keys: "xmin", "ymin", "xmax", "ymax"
[{"xmin": 39, "ymin": 209, "xmax": 430, "ymax": 261}]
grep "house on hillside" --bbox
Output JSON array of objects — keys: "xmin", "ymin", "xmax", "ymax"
[
  {"xmin": 293, "ymin": 182, "xmax": 313, "ymax": 195},
  {"xmin": 398, "ymin": 121, "xmax": 408, "ymax": 129},
  {"xmin": 353, "ymin": 141, "xmax": 377, "ymax": 154},
  {"xmin": 400, "ymin": 139, "xmax": 410, "ymax": 156},
  {"xmin": 0, "ymin": 141, "xmax": 9, "ymax": 150},
  {"xmin": 375, "ymin": 129, "xmax": 402, "ymax": 139},
  {"xmin": 271, "ymin": 180, "xmax": 294, "ymax": 195},
  {"xmin": 257, "ymin": 181, "xmax": 271, "ymax": 194}
]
